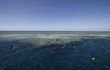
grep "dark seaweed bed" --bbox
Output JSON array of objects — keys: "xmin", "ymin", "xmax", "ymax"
[{"xmin": 0, "ymin": 38, "xmax": 110, "ymax": 70}]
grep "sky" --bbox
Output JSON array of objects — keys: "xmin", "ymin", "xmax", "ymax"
[{"xmin": 0, "ymin": 0, "xmax": 110, "ymax": 31}]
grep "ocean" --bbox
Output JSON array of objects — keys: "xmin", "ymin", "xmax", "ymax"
[{"xmin": 0, "ymin": 31, "xmax": 110, "ymax": 70}]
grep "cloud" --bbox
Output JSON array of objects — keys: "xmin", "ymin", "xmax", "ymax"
[{"xmin": 0, "ymin": 23, "xmax": 109, "ymax": 31}]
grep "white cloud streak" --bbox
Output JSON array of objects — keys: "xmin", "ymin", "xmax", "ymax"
[{"xmin": 0, "ymin": 23, "xmax": 109, "ymax": 31}]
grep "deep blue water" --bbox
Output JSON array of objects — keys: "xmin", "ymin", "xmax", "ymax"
[{"xmin": 0, "ymin": 38, "xmax": 110, "ymax": 70}]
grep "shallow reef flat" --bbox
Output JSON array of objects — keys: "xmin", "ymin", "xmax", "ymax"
[{"xmin": 0, "ymin": 31, "xmax": 110, "ymax": 70}]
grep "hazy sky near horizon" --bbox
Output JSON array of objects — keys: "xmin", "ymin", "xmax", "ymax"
[{"xmin": 0, "ymin": 0, "xmax": 110, "ymax": 31}]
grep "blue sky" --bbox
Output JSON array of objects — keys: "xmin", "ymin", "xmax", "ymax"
[{"xmin": 0, "ymin": 0, "xmax": 110, "ymax": 31}]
